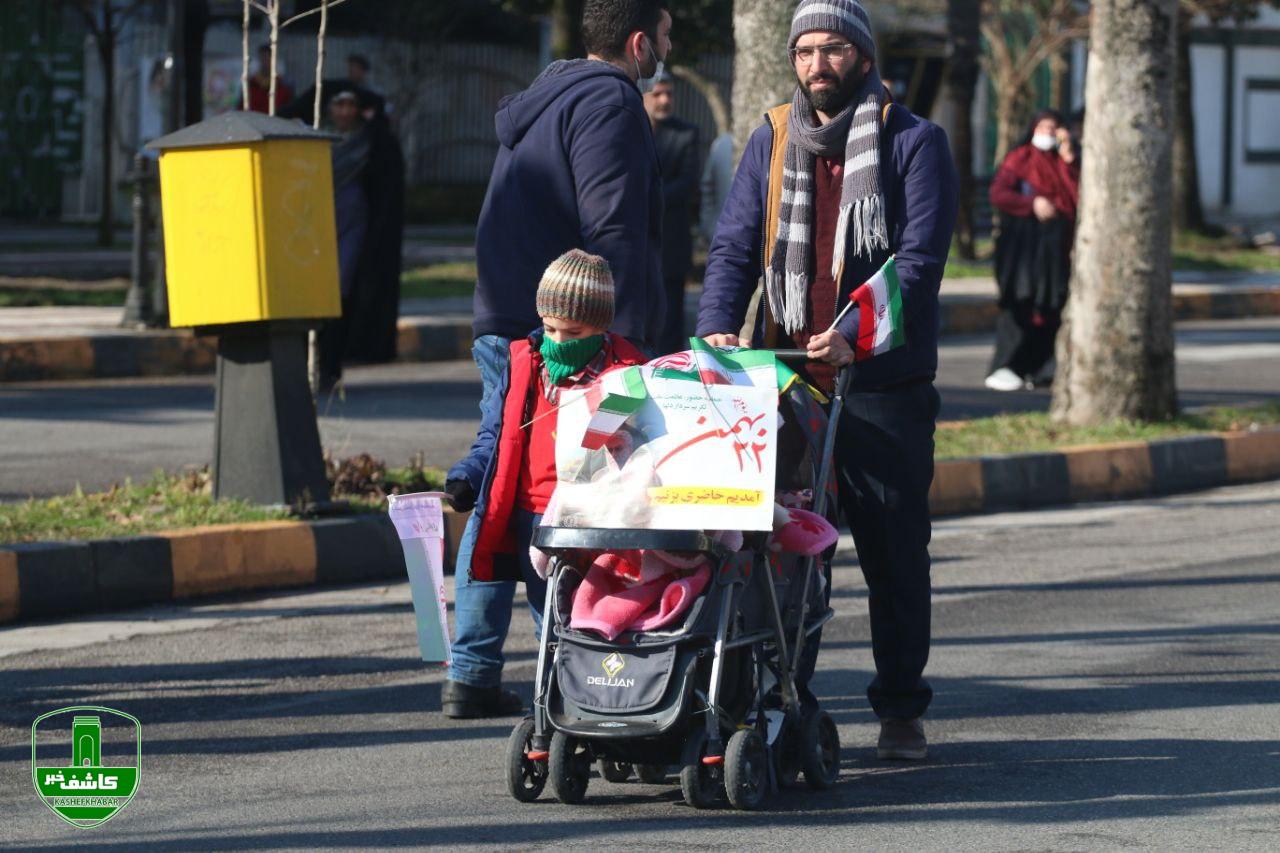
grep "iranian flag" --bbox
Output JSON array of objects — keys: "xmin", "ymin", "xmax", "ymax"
[
  {"xmin": 848, "ymin": 256, "xmax": 906, "ymax": 361},
  {"xmin": 652, "ymin": 337, "xmax": 777, "ymax": 387},
  {"xmin": 580, "ymin": 366, "xmax": 647, "ymax": 450}
]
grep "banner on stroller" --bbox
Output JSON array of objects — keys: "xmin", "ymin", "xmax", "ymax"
[{"xmin": 505, "ymin": 344, "xmax": 848, "ymax": 811}]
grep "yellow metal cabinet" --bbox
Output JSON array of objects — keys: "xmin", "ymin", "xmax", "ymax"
[{"xmin": 149, "ymin": 112, "xmax": 341, "ymax": 327}]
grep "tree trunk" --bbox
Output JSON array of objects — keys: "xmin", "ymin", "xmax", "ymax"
[
  {"xmin": 732, "ymin": 0, "xmax": 795, "ymax": 162},
  {"xmin": 551, "ymin": 0, "xmax": 583, "ymax": 60},
  {"xmin": 992, "ymin": 81, "xmax": 1028, "ymax": 167},
  {"xmin": 1051, "ymin": 0, "xmax": 1178, "ymax": 426},
  {"xmin": 97, "ymin": 5, "xmax": 115, "ymax": 248},
  {"xmin": 1172, "ymin": 8, "xmax": 1207, "ymax": 234},
  {"xmin": 1048, "ymin": 48, "xmax": 1069, "ymax": 112},
  {"xmin": 942, "ymin": 0, "xmax": 981, "ymax": 259}
]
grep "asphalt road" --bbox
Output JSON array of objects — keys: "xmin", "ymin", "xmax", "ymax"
[
  {"xmin": 2, "ymin": 480, "xmax": 1278, "ymax": 849},
  {"xmin": 2, "ymin": 318, "xmax": 1279, "ymax": 501}
]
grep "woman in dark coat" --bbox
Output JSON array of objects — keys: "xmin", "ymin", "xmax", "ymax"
[
  {"xmin": 986, "ymin": 109, "xmax": 1080, "ymax": 391},
  {"xmin": 287, "ymin": 84, "xmax": 404, "ymax": 387}
]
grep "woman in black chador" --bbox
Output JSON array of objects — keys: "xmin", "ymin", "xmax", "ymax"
[{"xmin": 986, "ymin": 109, "xmax": 1080, "ymax": 392}]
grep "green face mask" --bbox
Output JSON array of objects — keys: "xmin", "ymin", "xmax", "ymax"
[{"xmin": 540, "ymin": 334, "xmax": 604, "ymax": 384}]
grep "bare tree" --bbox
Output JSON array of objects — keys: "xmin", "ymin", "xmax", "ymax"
[
  {"xmin": 731, "ymin": 0, "xmax": 794, "ymax": 160},
  {"xmin": 58, "ymin": 0, "xmax": 155, "ymax": 247},
  {"xmin": 942, "ymin": 0, "xmax": 982, "ymax": 259},
  {"xmin": 1051, "ymin": 0, "xmax": 1178, "ymax": 425},
  {"xmin": 981, "ymin": 0, "xmax": 1090, "ymax": 164},
  {"xmin": 242, "ymin": 0, "xmax": 351, "ymax": 117}
]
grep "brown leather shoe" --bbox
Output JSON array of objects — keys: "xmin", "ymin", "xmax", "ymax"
[{"xmin": 877, "ymin": 717, "xmax": 927, "ymax": 760}]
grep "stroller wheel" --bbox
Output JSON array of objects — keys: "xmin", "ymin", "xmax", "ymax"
[
  {"xmin": 636, "ymin": 764, "xmax": 669, "ymax": 784},
  {"xmin": 800, "ymin": 709, "xmax": 841, "ymax": 790},
  {"xmin": 724, "ymin": 728, "xmax": 769, "ymax": 810},
  {"xmin": 548, "ymin": 730, "xmax": 591, "ymax": 804},
  {"xmin": 679, "ymin": 729, "xmax": 722, "ymax": 809},
  {"xmin": 598, "ymin": 759, "xmax": 633, "ymax": 783},
  {"xmin": 504, "ymin": 718, "xmax": 547, "ymax": 803}
]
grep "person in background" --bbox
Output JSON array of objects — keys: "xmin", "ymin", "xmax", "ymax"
[
  {"xmin": 985, "ymin": 108, "xmax": 1080, "ymax": 392},
  {"xmin": 699, "ymin": 130, "xmax": 734, "ymax": 247},
  {"xmin": 347, "ymin": 52, "xmax": 392, "ymax": 117},
  {"xmin": 244, "ymin": 44, "xmax": 292, "ymax": 114},
  {"xmin": 317, "ymin": 88, "xmax": 405, "ymax": 389},
  {"xmin": 644, "ymin": 70, "xmax": 700, "ymax": 354},
  {"xmin": 347, "ymin": 54, "xmax": 373, "ymax": 91}
]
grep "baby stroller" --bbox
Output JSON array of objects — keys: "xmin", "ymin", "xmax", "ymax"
[{"xmin": 504, "ymin": 354, "xmax": 850, "ymax": 810}]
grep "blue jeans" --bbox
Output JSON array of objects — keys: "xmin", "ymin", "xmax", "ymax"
[
  {"xmin": 449, "ymin": 507, "xmax": 547, "ymax": 688},
  {"xmin": 473, "ymin": 334, "xmax": 512, "ymax": 412}
]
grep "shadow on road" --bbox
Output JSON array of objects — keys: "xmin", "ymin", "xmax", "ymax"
[{"xmin": 26, "ymin": 734, "xmax": 1280, "ymax": 849}]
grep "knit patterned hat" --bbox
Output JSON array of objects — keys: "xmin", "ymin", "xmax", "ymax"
[
  {"xmin": 535, "ymin": 249, "xmax": 614, "ymax": 330},
  {"xmin": 788, "ymin": 0, "xmax": 876, "ymax": 61}
]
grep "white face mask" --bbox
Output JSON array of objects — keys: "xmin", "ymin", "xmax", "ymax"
[
  {"xmin": 1031, "ymin": 133, "xmax": 1057, "ymax": 152},
  {"xmin": 634, "ymin": 38, "xmax": 664, "ymax": 94}
]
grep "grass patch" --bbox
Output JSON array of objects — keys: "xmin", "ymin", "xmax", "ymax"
[
  {"xmin": 401, "ymin": 262, "xmax": 476, "ymax": 299},
  {"xmin": 0, "ymin": 471, "xmax": 288, "ymax": 545},
  {"xmin": 0, "ymin": 454, "xmax": 448, "ymax": 545},
  {"xmin": 946, "ymin": 236, "xmax": 995, "ymax": 279},
  {"xmin": 0, "ymin": 286, "xmax": 127, "ymax": 307},
  {"xmin": 944, "ymin": 258, "xmax": 993, "ymax": 279},
  {"xmin": 936, "ymin": 402, "xmax": 1280, "ymax": 460},
  {"xmin": 327, "ymin": 452, "xmax": 446, "ymax": 510}
]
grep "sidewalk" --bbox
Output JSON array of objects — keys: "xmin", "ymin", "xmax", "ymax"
[{"xmin": 2, "ymin": 275, "xmax": 1278, "ymax": 382}]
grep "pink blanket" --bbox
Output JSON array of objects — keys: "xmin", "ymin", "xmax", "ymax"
[{"xmin": 570, "ymin": 556, "xmax": 711, "ymax": 640}]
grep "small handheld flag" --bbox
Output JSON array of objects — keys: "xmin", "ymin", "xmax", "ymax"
[
  {"xmin": 830, "ymin": 256, "xmax": 905, "ymax": 361},
  {"xmin": 580, "ymin": 366, "xmax": 647, "ymax": 450}
]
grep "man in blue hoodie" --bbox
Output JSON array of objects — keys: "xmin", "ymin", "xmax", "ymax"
[
  {"xmin": 446, "ymin": 0, "xmax": 670, "ymax": 719},
  {"xmin": 469, "ymin": 0, "xmax": 669, "ymax": 421}
]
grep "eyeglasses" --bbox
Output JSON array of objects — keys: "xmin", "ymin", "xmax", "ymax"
[{"xmin": 789, "ymin": 42, "xmax": 855, "ymax": 66}]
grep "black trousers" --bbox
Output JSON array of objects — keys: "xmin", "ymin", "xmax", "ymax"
[
  {"xmin": 656, "ymin": 273, "xmax": 688, "ymax": 355},
  {"xmin": 833, "ymin": 380, "xmax": 939, "ymax": 720},
  {"xmin": 989, "ymin": 304, "xmax": 1060, "ymax": 385},
  {"xmin": 318, "ymin": 294, "xmax": 355, "ymax": 385}
]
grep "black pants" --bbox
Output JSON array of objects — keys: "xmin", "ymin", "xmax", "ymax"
[
  {"xmin": 656, "ymin": 273, "xmax": 688, "ymax": 355},
  {"xmin": 989, "ymin": 303, "xmax": 1060, "ymax": 385},
  {"xmin": 833, "ymin": 380, "xmax": 939, "ymax": 720},
  {"xmin": 318, "ymin": 295, "xmax": 355, "ymax": 386}
]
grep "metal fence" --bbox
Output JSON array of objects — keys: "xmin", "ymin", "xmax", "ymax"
[{"xmin": 67, "ymin": 22, "xmax": 737, "ymax": 222}]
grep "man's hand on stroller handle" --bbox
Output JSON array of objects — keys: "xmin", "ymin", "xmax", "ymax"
[
  {"xmin": 701, "ymin": 333, "xmax": 740, "ymax": 348},
  {"xmin": 806, "ymin": 329, "xmax": 854, "ymax": 366}
]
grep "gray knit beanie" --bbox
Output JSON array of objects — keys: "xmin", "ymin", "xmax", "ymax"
[
  {"xmin": 788, "ymin": 0, "xmax": 876, "ymax": 61},
  {"xmin": 535, "ymin": 249, "xmax": 614, "ymax": 330}
]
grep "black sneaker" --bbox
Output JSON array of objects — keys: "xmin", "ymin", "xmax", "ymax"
[
  {"xmin": 877, "ymin": 717, "xmax": 927, "ymax": 760},
  {"xmin": 441, "ymin": 680, "xmax": 524, "ymax": 719}
]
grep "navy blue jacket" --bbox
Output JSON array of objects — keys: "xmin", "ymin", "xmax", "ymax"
[
  {"xmin": 474, "ymin": 60, "xmax": 664, "ymax": 347},
  {"xmin": 696, "ymin": 105, "xmax": 958, "ymax": 390}
]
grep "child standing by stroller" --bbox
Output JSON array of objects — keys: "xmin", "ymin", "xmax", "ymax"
[{"xmin": 441, "ymin": 250, "xmax": 648, "ymax": 719}]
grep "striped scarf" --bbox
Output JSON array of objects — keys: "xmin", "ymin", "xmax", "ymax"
[{"xmin": 767, "ymin": 69, "xmax": 889, "ymax": 334}]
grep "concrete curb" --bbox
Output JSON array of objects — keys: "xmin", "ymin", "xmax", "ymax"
[
  {"xmin": 4, "ymin": 286, "xmax": 1280, "ymax": 383},
  {"xmin": 3, "ymin": 427, "xmax": 1278, "ymax": 626},
  {"xmin": 0, "ymin": 511, "xmax": 469, "ymax": 626},
  {"xmin": 928, "ymin": 426, "xmax": 1280, "ymax": 515}
]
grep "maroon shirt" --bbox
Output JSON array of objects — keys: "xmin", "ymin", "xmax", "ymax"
[{"xmin": 784, "ymin": 156, "xmax": 842, "ymax": 393}]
